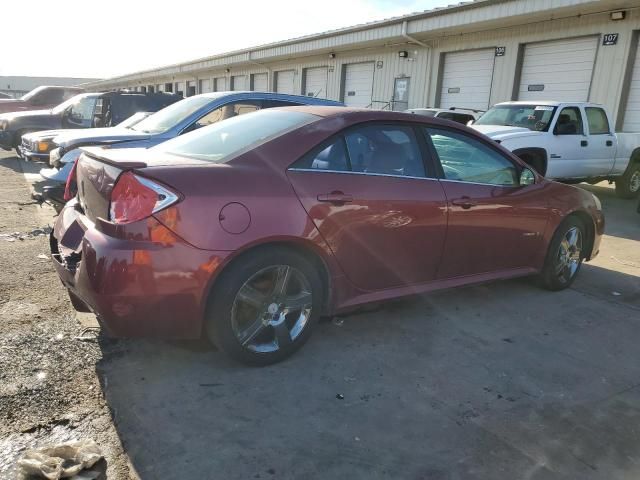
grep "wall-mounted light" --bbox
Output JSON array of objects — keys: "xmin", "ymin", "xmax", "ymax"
[
  {"xmin": 398, "ymin": 50, "xmax": 409, "ymax": 58},
  {"xmin": 611, "ymin": 11, "xmax": 625, "ymax": 21},
  {"xmin": 329, "ymin": 52, "xmax": 336, "ymax": 59},
  {"xmin": 225, "ymin": 68, "xmax": 231, "ymax": 73}
]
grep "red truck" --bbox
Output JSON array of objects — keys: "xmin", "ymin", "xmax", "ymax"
[{"xmin": 0, "ymin": 86, "xmax": 84, "ymax": 114}]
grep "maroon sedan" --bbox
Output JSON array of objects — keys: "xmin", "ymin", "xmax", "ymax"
[{"xmin": 51, "ymin": 107, "xmax": 604, "ymax": 365}]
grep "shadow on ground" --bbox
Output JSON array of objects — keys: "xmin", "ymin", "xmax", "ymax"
[{"xmin": 97, "ymin": 264, "xmax": 640, "ymax": 479}]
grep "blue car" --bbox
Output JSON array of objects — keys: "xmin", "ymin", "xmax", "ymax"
[{"xmin": 49, "ymin": 92, "xmax": 343, "ymax": 166}]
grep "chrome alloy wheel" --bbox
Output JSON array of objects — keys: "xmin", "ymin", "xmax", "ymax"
[
  {"xmin": 630, "ymin": 170, "xmax": 640, "ymax": 193},
  {"xmin": 231, "ymin": 265, "xmax": 313, "ymax": 353},
  {"xmin": 555, "ymin": 226, "xmax": 583, "ymax": 283}
]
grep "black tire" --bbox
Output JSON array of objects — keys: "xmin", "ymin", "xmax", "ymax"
[
  {"xmin": 615, "ymin": 162, "xmax": 640, "ymax": 199},
  {"xmin": 539, "ymin": 216, "xmax": 586, "ymax": 291},
  {"xmin": 205, "ymin": 247, "xmax": 323, "ymax": 366}
]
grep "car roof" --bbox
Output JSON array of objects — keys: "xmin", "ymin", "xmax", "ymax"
[
  {"xmin": 193, "ymin": 91, "xmax": 343, "ymax": 105},
  {"xmin": 271, "ymin": 105, "xmax": 472, "ymax": 125}
]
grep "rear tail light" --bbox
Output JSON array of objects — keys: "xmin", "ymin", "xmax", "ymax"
[
  {"xmin": 109, "ymin": 172, "xmax": 179, "ymax": 224},
  {"xmin": 63, "ymin": 158, "xmax": 78, "ymax": 201}
]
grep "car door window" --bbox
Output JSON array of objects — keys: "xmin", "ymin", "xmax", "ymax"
[
  {"xmin": 193, "ymin": 101, "xmax": 262, "ymax": 129},
  {"xmin": 585, "ymin": 107, "xmax": 610, "ymax": 134},
  {"xmin": 426, "ymin": 128, "xmax": 518, "ymax": 186},
  {"xmin": 292, "ymin": 138, "xmax": 350, "ymax": 171},
  {"xmin": 345, "ymin": 125, "xmax": 425, "ymax": 177},
  {"xmin": 554, "ymin": 107, "xmax": 584, "ymax": 135},
  {"xmin": 67, "ymin": 97, "xmax": 98, "ymax": 128}
]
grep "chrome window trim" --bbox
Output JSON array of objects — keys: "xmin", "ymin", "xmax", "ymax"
[
  {"xmin": 287, "ymin": 167, "xmax": 433, "ymax": 181},
  {"xmin": 287, "ymin": 168, "xmax": 523, "ymax": 186},
  {"xmin": 438, "ymin": 178, "xmax": 521, "ymax": 188}
]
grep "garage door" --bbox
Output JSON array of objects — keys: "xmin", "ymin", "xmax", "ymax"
[
  {"xmin": 251, "ymin": 73, "xmax": 268, "ymax": 91},
  {"xmin": 343, "ymin": 62, "xmax": 375, "ymax": 108},
  {"xmin": 518, "ymin": 36, "xmax": 598, "ymax": 102},
  {"xmin": 439, "ymin": 49, "xmax": 495, "ymax": 111},
  {"xmin": 275, "ymin": 70, "xmax": 296, "ymax": 94},
  {"xmin": 303, "ymin": 67, "xmax": 328, "ymax": 98},
  {"xmin": 214, "ymin": 77, "xmax": 226, "ymax": 92},
  {"xmin": 622, "ymin": 44, "xmax": 640, "ymax": 132},
  {"xmin": 231, "ymin": 75, "xmax": 247, "ymax": 91},
  {"xmin": 199, "ymin": 79, "xmax": 211, "ymax": 93}
]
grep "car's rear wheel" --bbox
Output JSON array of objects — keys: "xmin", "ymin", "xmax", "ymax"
[
  {"xmin": 539, "ymin": 217, "xmax": 585, "ymax": 291},
  {"xmin": 205, "ymin": 247, "xmax": 322, "ymax": 365}
]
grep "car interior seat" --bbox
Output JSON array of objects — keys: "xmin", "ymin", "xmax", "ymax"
[{"xmin": 556, "ymin": 113, "xmax": 578, "ymax": 134}]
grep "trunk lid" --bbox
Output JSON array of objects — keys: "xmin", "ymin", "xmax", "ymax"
[{"xmin": 76, "ymin": 147, "xmax": 209, "ymax": 222}]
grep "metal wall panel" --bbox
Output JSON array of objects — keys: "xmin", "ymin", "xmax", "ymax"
[
  {"xmin": 251, "ymin": 73, "xmax": 269, "ymax": 91},
  {"xmin": 275, "ymin": 70, "xmax": 296, "ymax": 94}
]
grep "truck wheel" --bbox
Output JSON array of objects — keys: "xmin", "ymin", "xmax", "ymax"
[{"xmin": 615, "ymin": 162, "xmax": 640, "ymax": 199}]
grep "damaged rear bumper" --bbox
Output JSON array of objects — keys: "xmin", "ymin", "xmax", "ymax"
[{"xmin": 50, "ymin": 199, "xmax": 230, "ymax": 339}]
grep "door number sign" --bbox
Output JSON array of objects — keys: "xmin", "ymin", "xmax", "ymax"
[{"xmin": 603, "ymin": 34, "xmax": 618, "ymax": 46}]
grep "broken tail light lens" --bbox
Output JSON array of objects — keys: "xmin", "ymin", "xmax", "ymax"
[{"xmin": 109, "ymin": 172, "xmax": 179, "ymax": 224}]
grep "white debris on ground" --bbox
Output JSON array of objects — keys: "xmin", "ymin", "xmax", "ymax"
[
  {"xmin": 0, "ymin": 227, "xmax": 52, "ymax": 242},
  {"xmin": 17, "ymin": 439, "xmax": 103, "ymax": 480}
]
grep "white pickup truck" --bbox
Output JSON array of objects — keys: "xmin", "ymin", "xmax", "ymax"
[{"xmin": 471, "ymin": 101, "xmax": 640, "ymax": 198}]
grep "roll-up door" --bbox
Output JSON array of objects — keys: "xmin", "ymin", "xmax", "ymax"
[
  {"xmin": 343, "ymin": 62, "xmax": 375, "ymax": 108},
  {"xmin": 251, "ymin": 73, "xmax": 268, "ymax": 91},
  {"xmin": 231, "ymin": 75, "xmax": 248, "ymax": 91},
  {"xmin": 275, "ymin": 70, "xmax": 296, "ymax": 94},
  {"xmin": 439, "ymin": 49, "xmax": 495, "ymax": 111},
  {"xmin": 303, "ymin": 67, "xmax": 328, "ymax": 98},
  {"xmin": 214, "ymin": 77, "xmax": 226, "ymax": 92},
  {"xmin": 517, "ymin": 36, "xmax": 598, "ymax": 102}
]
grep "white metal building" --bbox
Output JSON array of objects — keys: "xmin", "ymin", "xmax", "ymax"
[
  {"xmin": 84, "ymin": 0, "xmax": 640, "ymax": 131},
  {"xmin": 0, "ymin": 76, "xmax": 99, "ymax": 98}
]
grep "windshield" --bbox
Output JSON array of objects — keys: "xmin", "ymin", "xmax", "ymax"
[
  {"xmin": 153, "ymin": 109, "xmax": 317, "ymax": 163},
  {"xmin": 475, "ymin": 104, "xmax": 557, "ymax": 131},
  {"xmin": 131, "ymin": 96, "xmax": 213, "ymax": 134}
]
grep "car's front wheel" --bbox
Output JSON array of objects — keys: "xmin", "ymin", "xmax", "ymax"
[
  {"xmin": 205, "ymin": 247, "xmax": 322, "ymax": 365},
  {"xmin": 539, "ymin": 217, "xmax": 585, "ymax": 291}
]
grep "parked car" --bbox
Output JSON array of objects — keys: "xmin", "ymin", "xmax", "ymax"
[
  {"xmin": 50, "ymin": 106, "xmax": 604, "ymax": 365},
  {"xmin": 0, "ymin": 92, "xmax": 12, "ymax": 99},
  {"xmin": 405, "ymin": 107, "xmax": 482, "ymax": 125},
  {"xmin": 39, "ymin": 111, "xmax": 155, "ymax": 210},
  {"xmin": 48, "ymin": 91, "xmax": 344, "ymax": 171},
  {"xmin": 0, "ymin": 86, "xmax": 83, "ymax": 115},
  {"xmin": 471, "ymin": 101, "xmax": 640, "ymax": 198},
  {"xmin": 15, "ymin": 92, "xmax": 180, "ymax": 160}
]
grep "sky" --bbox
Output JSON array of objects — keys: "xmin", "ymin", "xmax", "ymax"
[{"xmin": 1, "ymin": 0, "xmax": 452, "ymax": 80}]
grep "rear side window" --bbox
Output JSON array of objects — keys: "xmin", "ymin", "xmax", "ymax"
[
  {"xmin": 292, "ymin": 124, "xmax": 426, "ymax": 178},
  {"xmin": 193, "ymin": 101, "xmax": 262, "ymax": 129},
  {"xmin": 154, "ymin": 109, "xmax": 317, "ymax": 163},
  {"xmin": 585, "ymin": 107, "xmax": 610, "ymax": 134}
]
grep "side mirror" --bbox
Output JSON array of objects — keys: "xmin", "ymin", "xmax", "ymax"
[{"xmin": 520, "ymin": 168, "xmax": 536, "ymax": 186}]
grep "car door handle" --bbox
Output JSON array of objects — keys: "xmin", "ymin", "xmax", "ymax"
[
  {"xmin": 581, "ymin": 140, "xmax": 588, "ymax": 147},
  {"xmin": 606, "ymin": 140, "xmax": 613, "ymax": 147},
  {"xmin": 317, "ymin": 192, "xmax": 353, "ymax": 204},
  {"xmin": 451, "ymin": 197, "xmax": 477, "ymax": 209}
]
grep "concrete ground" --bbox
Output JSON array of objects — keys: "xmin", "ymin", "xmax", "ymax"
[{"xmin": 7, "ymin": 151, "xmax": 640, "ymax": 479}]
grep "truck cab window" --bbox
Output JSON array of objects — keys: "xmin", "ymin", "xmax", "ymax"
[
  {"xmin": 554, "ymin": 107, "xmax": 583, "ymax": 135},
  {"xmin": 585, "ymin": 107, "xmax": 610, "ymax": 134}
]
